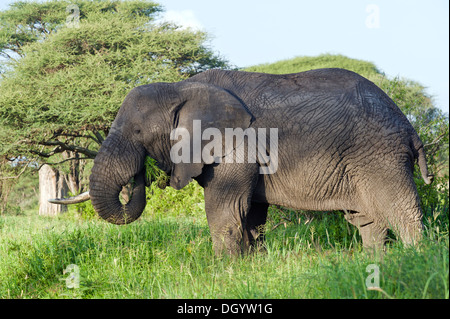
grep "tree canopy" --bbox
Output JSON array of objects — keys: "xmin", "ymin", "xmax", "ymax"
[
  {"xmin": 0, "ymin": 0, "xmax": 228, "ymax": 163},
  {"xmin": 0, "ymin": 0, "xmax": 163, "ymax": 59}
]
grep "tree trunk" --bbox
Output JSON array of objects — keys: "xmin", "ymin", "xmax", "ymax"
[
  {"xmin": 62, "ymin": 151, "xmax": 80, "ymax": 195},
  {"xmin": 39, "ymin": 164, "xmax": 68, "ymax": 216}
]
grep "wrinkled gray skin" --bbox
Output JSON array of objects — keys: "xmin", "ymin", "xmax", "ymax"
[{"xmin": 88, "ymin": 68, "xmax": 432, "ymax": 255}]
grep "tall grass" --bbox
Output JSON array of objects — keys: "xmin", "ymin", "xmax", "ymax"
[{"xmin": 0, "ymin": 201, "xmax": 447, "ymax": 299}]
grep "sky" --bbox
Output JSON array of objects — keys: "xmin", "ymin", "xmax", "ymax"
[{"xmin": 0, "ymin": 0, "xmax": 448, "ymax": 113}]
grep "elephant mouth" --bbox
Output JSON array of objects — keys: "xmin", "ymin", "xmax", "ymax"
[{"xmin": 143, "ymin": 155, "xmax": 170, "ymax": 190}]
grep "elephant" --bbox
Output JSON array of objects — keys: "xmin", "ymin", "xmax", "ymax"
[{"xmin": 52, "ymin": 68, "xmax": 433, "ymax": 255}]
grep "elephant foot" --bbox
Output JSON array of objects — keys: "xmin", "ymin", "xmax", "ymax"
[
  {"xmin": 211, "ymin": 223, "xmax": 268, "ymax": 256},
  {"xmin": 207, "ymin": 220, "xmax": 244, "ymax": 256}
]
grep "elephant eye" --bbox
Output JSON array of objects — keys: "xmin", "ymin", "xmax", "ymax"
[{"xmin": 135, "ymin": 129, "xmax": 141, "ymax": 135}]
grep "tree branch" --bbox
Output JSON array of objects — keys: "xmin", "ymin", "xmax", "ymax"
[
  {"xmin": 92, "ymin": 130, "xmax": 105, "ymax": 145},
  {"xmin": 40, "ymin": 140, "xmax": 98, "ymax": 158},
  {"xmin": 0, "ymin": 50, "xmax": 13, "ymax": 60},
  {"xmin": 424, "ymin": 132, "xmax": 447, "ymax": 148},
  {"xmin": 0, "ymin": 160, "xmax": 30, "ymax": 180},
  {"xmin": 38, "ymin": 156, "xmax": 90, "ymax": 170},
  {"xmin": 49, "ymin": 129, "xmax": 104, "ymax": 146}
]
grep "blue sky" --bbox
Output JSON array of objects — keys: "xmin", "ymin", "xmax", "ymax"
[
  {"xmin": 157, "ymin": 0, "xmax": 449, "ymax": 113},
  {"xmin": 0, "ymin": 0, "xmax": 448, "ymax": 113}
]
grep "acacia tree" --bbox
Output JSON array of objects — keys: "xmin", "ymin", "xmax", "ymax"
[{"xmin": 0, "ymin": 0, "xmax": 228, "ymax": 206}]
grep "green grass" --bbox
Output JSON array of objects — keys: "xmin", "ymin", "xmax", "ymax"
[{"xmin": 0, "ymin": 193, "xmax": 448, "ymax": 299}]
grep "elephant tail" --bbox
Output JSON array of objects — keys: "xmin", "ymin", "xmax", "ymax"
[{"xmin": 413, "ymin": 136, "xmax": 434, "ymax": 185}]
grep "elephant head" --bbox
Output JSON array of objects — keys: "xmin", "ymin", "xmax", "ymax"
[{"xmin": 84, "ymin": 81, "xmax": 253, "ymax": 225}]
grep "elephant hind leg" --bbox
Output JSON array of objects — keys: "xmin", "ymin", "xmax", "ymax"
[
  {"xmin": 362, "ymin": 169, "xmax": 424, "ymax": 248},
  {"xmin": 344, "ymin": 211, "xmax": 387, "ymax": 251}
]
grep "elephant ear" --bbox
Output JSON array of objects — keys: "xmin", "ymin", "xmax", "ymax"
[{"xmin": 169, "ymin": 82, "xmax": 254, "ymax": 190}]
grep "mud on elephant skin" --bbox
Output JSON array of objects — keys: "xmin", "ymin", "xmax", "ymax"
[{"xmin": 53, "ymin": 68, "xmax": 433, "ymax": 255}]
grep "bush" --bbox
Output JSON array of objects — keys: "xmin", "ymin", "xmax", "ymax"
[{"xmin": 145, "ymin": 180, "xmax": 205, "ymax": 219}]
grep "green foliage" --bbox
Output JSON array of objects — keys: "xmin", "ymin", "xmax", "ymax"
[
  {"xmin": 68, "ymin": 179, "xmax": 205, "ymax": 222},
  {"xmin": 145, "ymin": 180, "xmax": 205, "ymax": 219},
  {"xmin": 0, "ymin": 0, "xmax": 228, "ymax": 161},
  {"xmin": 73, "ymin": 197, "xmax": 97, "ymax": 220},
  {"xmin": 245, "ymin": 53, "xmax": 382, "ymax": 77},
  {"xmin": 0, "ymin": 0, "xmax": 162, "ymax": 58},
  {"xmin": 144, "ymin": 156, "xmax": 169, "ymax": 189},
  {"xmin": 0, "ymin": 159, "xmax": 38, "ymax": 215}
]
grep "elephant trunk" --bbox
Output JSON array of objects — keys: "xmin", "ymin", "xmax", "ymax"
[{"xmin": 89, "ymin": 133, "xmax": 147, "ymax": 225}]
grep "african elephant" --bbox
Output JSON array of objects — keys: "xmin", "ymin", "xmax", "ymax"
[{"xmin": 55, "ymin": 68, "xmax": 432, "ymax": 255}]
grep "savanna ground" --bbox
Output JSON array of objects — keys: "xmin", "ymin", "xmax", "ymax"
[{"xmin": 0, "ymin": 181, "xmax": 448, "ymax": 299}]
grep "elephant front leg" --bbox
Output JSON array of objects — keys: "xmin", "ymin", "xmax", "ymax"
[{"xmin": 202, "ymin": 164, "xmax": 259, "ymax": 256}]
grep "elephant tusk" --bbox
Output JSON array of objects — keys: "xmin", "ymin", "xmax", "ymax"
[{"xmin": 48, "ymin": 191, "xmax": 90, "ymax": 205}]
